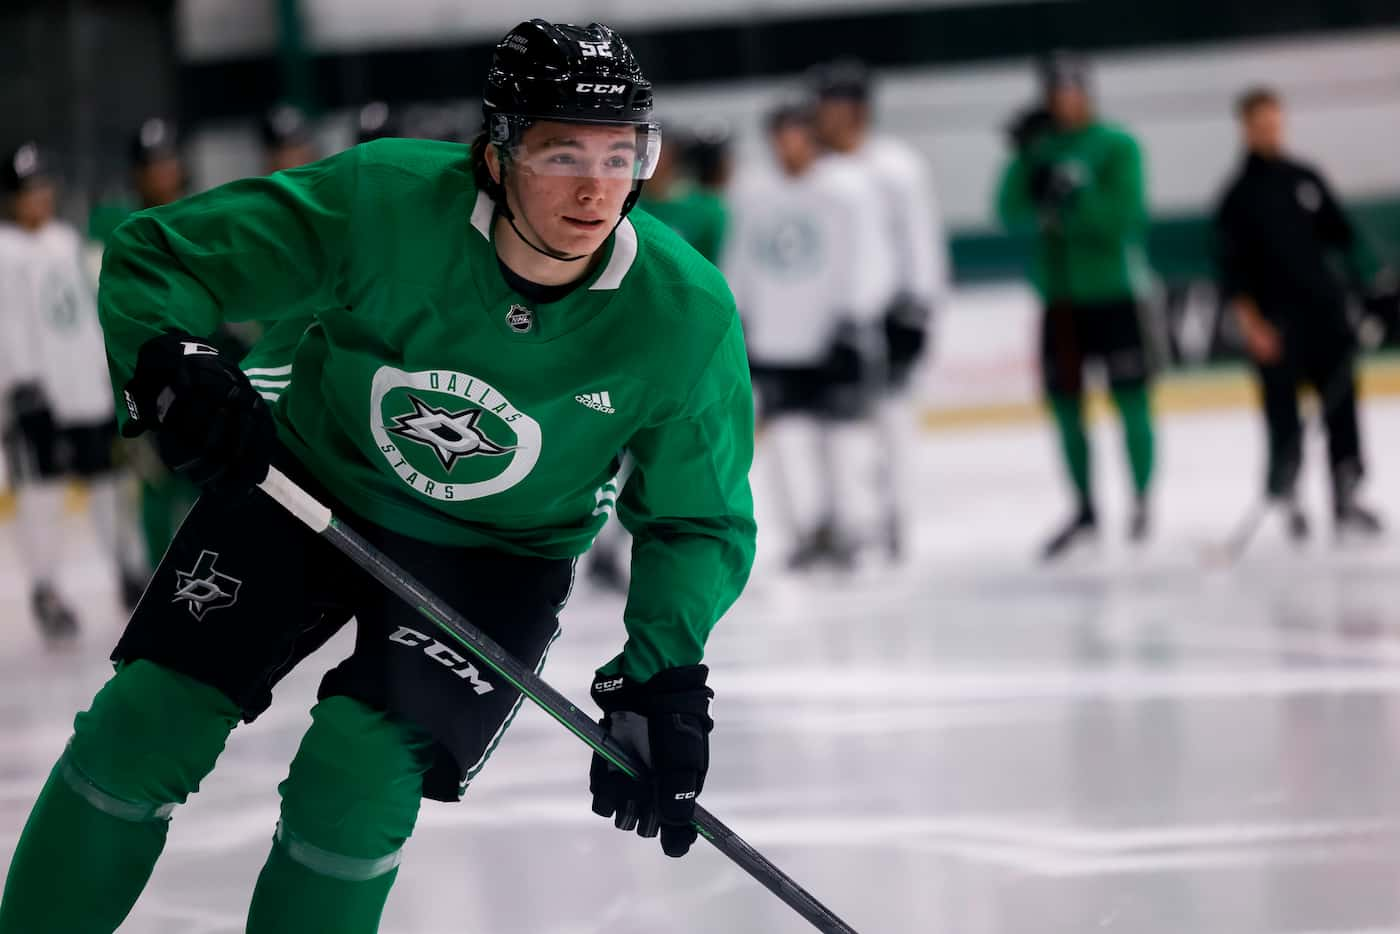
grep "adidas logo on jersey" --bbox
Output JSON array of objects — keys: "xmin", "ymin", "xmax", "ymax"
[{"xmin": 575, "ymin": 391, "xmax": 616, "ymax": 414}]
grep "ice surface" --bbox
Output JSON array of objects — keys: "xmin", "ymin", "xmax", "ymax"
[{"xmin": 5, "ymin": 397, "xmax": 1400, "ymax": 933}]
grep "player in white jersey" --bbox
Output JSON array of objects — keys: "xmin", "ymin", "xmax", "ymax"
[
  {"xmin": 0, "ymin": 144, "xmax": 138, "ymax": 638},
  {"xmin": 811, "ymin": 60, "xmax": 951, "ymax": 560},
  {"xmin": 725, "ymin": 99, "xmax": 895, "ymax": 567}
]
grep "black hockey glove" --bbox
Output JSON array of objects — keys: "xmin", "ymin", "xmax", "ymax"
[
  {"xmin": 589, "ymin": 664, "xmax": 714, "ymax": 858},
  {"xmin": 1006, "ymin": 105, "xmax": 1053, "ymax": 154},
  {"xmin": 1029, "ymin": 161, "xmax": 1082, "ymax": 215},
  {"xmin": 822, "ymin": 319, "xmax": 867, "ymax": 386},
  {"xmin": 120, "ymin": 330, "xmax": 275, "ymax": 495},
  {"xmin": 821, "ymin": 320, "xmax": 876, "ymax": 419},
  {"xmin": 9, "ymin": 382, "xmax": 57, "ymax": 447},
  {"xmin": 8, "ymin": 382, "xmax": 61, "ymax": 474},
  {"xmin": 883, "ymin": 294, "xmax": 932, "ymax": 380},
  {"xmin": 1361, "ymin": 267, "xmax": 1400, "ymax": 346}
]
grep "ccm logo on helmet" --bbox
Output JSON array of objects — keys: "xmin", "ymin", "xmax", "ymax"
[{"xmin": 576, "ymin": 82, "xmax": 628, "ymax": 94}]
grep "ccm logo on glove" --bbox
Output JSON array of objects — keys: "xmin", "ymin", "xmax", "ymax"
[{"xmin": 588, "ymin": 664, "xmax": 714, "ymax": 857}]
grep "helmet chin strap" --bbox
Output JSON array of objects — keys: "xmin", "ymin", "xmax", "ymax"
[{"xmin": 506, "ymin": 214, "xmax": 590, "ymax": 263}]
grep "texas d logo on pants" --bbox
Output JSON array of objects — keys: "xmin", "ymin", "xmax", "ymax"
[{"xmin": 172, "ymin": 550, "xmax": 242, "ymax": 619}]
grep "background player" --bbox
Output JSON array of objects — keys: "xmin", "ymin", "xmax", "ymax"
[
  {"xmin": 0, "ymin": 19, "xmax": 754, "ymax": 934},
  {"xmin": 726, "ymin": 98, "xmax": 892, "ymax": 568},
  {"xmin": 809, "ymin": 60, "xmax": 949, "ymax": 561},
  {"xmin": 90, "ymin": 119, "xmax": 205, "ymax": 601},
  {"xmin": 996, "ymin": 52, "xmax": 1157, "ymax": 561},
  {"xmin": 1214, "ymin": 87, "xmax": 1385, "ymax": 539},
  {"xmin": 261, "ymin": 103, "xmax": 318, "ymax": 173},
  {"xmin": 355, "ymin": 101, "xmax": 399, "ymax": 145},
  {"xmin": 0, "ymin": 143, "xmax": 136, "ymax": 637},
  {"xmin": 591, "ymin": 124, "xmax": 732, "ymax": 590},
  {"xmin": 638, "ymin": 124, "xmax": 728, "ymax": 266},
  {"xmin": 686, "ymin": 120, "xmax": 734, "ymax": 197}
]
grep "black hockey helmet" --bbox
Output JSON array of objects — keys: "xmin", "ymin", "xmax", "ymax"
[
  {"xmin": 686, "ymin": 118, "xmax": 733, "ymax": 188},
  {"xmin": 765, "ymin": 96, "xmax": 816, "ymax": 133},
  {"xmin": 261, "ymin": 103, "xmax": 312, "ymax": 150},
  {"xmin": 1038, "ymin": 50, "xmax": 1092, "ymax": 97},
  {"xmin": 129, "ymin": 117, "xmax": 180, "ymax": 168},
  {"xmin": 2, "ymin": 142, "xmax": 51, "ymax": 193},
  {"xmin": 807, "ymin": 59, "xmax": 873, "ymax": 103},
  {"xmin": 483, "ymin": 19, "xmax": 653, "ymax": 129},
  {"xmin": 356, "ymin": 101, "xmax": 399, "ymax": 144},
  {"xmin": 479, "ymin": 19, "xmax": 660, "ymax": 223}
]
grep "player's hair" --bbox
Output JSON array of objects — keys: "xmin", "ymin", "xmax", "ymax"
[
  {"xmin": 1236, "ymin": 86, "xmax": 1281, "ymax": 121},
  {"xmin": 470, "ymin": 130, "xmax": 491, "ymax": 180}
]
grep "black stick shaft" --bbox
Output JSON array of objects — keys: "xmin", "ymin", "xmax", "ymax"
[{"xmin": 258, "ymin": 467, "xmax": 860, "ymax": 934}]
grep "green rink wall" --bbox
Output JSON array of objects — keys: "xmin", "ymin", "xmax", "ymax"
[{"xmin": 951, "ymin": 194, "xmax": 1400, "ymax": 285}]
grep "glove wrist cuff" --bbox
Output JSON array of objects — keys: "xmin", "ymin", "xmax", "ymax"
[{"xmin": 590, "ymin": 664, "xmax": 711, "ymax": 716}]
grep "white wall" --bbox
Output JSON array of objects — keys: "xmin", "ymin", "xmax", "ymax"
[
  {"xmin": 652, "ymin": 29, "xmax": 1400, "ymax": 228},
  {"xmin": 177, "ymin": 0, "xmax": 1035, "ymax": 59},
  {"xmin": 182, "ymin": 23, "xmax": 1400, "ymax": 232}
]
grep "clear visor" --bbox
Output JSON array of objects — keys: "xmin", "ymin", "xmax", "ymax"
[{"xmin": 504, "ymin": 121, "xmax": 662, "ymax": 181}]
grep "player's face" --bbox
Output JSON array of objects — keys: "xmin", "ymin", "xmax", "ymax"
[
  {"xmin": 12, "ymin": 182, "xmax": 56, "ymax": 230},
  {"xmin": 1048, "ymin": 86, "xmax": 1092, "ymax": 129},
  {"xmin": 136, "ymin": 157, "xmax": 185, "ymax": 207},
  {"xmin": 507, "ymin": 121, "xmax": 638, "ymax": 255},
  {"xmin": 814, "ymin": 98, "xmax": 864, "ymax": 152},
  {"xmin": 649, "ymin": 139, "xmax": 681, "ymax": 190},
  {"xmin": 265, "ymin": 142, "xmax": 317, "ymax": 174},
  {"xmin": 769, "ymin": 122, "xmax": 817, "ymax": 175},
  {"xmin": 1244, "ymin": 102, "xmax": 1284, "ymax": 157}
]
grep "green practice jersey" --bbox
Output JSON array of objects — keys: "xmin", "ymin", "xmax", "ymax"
[
  {"xmin": 88, "ymin": 197, "xmax": 140, "ymax": 246},
  {"xmin": 98, "ymin": 138, "xmax": 757, "ymax": 680},
  {"xmin": 995, "ymin": 121, "xmax": 1152, "ymax": 304},
  {"xmin": 637, "ymin": 186, "xmax": 728, "ymax": 265}
]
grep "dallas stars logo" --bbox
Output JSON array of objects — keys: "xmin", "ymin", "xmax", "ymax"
[
  {"xmin": 172, "ymin": 550, "xmax": 242, "ymax": 620},
  {"xmin": 386, "ymin": 394, "xmax": 515, "ymax": 473}
]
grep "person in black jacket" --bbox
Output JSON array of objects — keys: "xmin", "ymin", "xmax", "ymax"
[{"xmin": 1214, "ymin": 87, "xmax": 1383, "ymax": 539}]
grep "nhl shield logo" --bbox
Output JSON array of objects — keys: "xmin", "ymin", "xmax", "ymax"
[{"xmin": 506, "ymin": 304, "xmax": 534, "ymax": 333}]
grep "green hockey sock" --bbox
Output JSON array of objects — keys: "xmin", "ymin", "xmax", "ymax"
[
  {"xmin": 245, "ymin": 697, "xmax": 432, "ymax": 934},
  {"xmin": 0, "ymin": 757, "xmax": 169, "ymax": 934},
  {"xmin": 1047, "ymin": 392, "xmax": 1092, "ymax": 510},
  {"xmin": 247, "ymin": 834, "xmax": 401, "ymax": 934},
  {"xmin": 0, "ymin": 662, "xmax": 239, "ymax": 934},
  {"xmin": 1111, "ymin": 384, "xmax": 1156, "ymax": 497}
]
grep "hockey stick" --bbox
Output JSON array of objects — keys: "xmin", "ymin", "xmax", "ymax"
[
  {"xmin": 256, "ymin": 466, "xmax": 860, "ymax": 934},
  {"xmin": 1198, "ymin": 499, "xmax": 1270, "ymax": 568},
  {"xmin": 1198, "ymin": 352, "xmax": 1362, "ymax": 568}
]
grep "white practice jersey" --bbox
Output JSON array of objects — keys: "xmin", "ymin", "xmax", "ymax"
[
  {"xmin": 724, "ymin": 158, "xmax": 896, "ymax": 365},
  {"xmin": 858, "ymin": 135, "xmax": 949, "ymax": 308},
  {"xmin": 0, "ymin": 221, "xmax": 114, "ymax": 424}
]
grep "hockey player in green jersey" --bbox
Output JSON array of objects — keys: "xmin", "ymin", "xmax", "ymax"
[
  {"xmin": 591, "ymin": 124, "xmax": 730, "ymax": 590},
  {"xmin": 89, "ymin": 118, "xmax": 215, "ymax": 605},
  {"xmin": 996, "ymin": 52, "xmax": 1157, "ymax": 561},
  {"xmin": 0, "ymin": 19, "xmax": 755, "ymax": 934},
  {"xmin": 637, "ymin": 127, "xmax": 728, "ymax": 265}
]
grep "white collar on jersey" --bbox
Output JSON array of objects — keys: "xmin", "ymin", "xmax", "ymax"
[{"xmin": 469, "ymin": 190, "xmax": 637, "ymax": 292}]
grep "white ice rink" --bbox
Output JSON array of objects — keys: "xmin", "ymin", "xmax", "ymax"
[{"xmin": 5, "ymin": 391, "xmax": 1400, "ymax": 933}]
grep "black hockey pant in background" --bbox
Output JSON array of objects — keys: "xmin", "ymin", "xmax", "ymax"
[{"xmin": 1255, "ymin": 335, "xmax": 1361, "ymax": 505}]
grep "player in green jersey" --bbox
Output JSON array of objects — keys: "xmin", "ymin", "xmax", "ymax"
[
  {"xmin": 89, "ymin": 118, "xmax": 212, "ymax": 606},
  {"xmin": 997, "ymin": 52, "xmax": 1158, "ymax": 561},
  {"xmin": 592, "ymin": 123, "xmax": 731, "ymax": 590},
  {"xmin": 637, "ymin": 126, "xmax": 728, "ymax": 266},
  {"xmin": 0, "ymin": 19, "xmax": 755, "ymax": 934}
]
